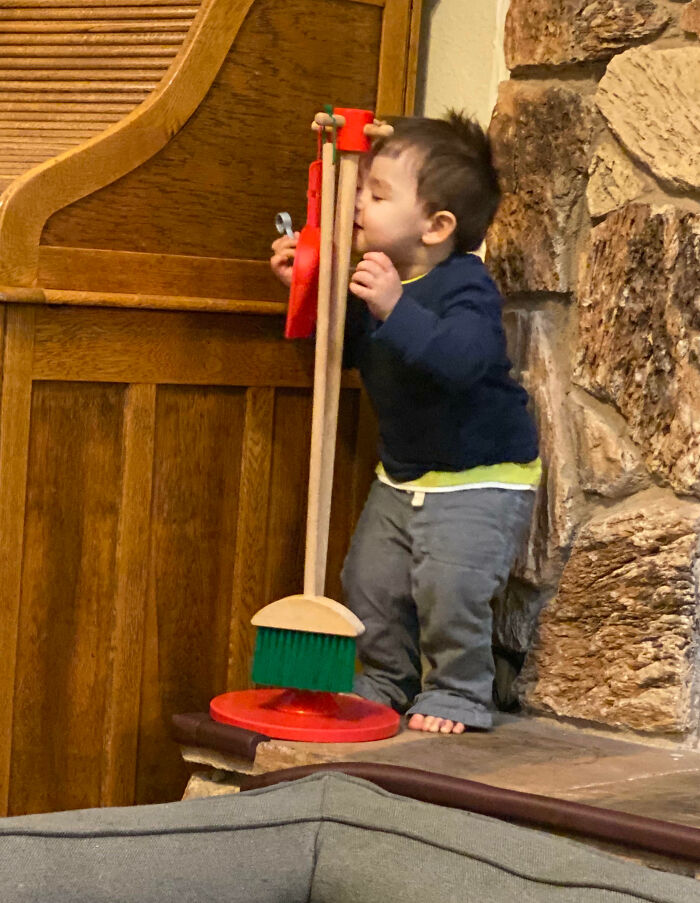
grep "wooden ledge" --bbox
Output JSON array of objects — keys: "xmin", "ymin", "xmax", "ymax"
[{"xmin": 0, "ymin": 285, "xmax": 288, "ymax": 315}]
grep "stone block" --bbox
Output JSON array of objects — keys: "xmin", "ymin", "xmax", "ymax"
[
  {"xmin": 486, "ymin": 82, "xmax": 595, "ymax": 294},
  {"xmin": 596, "ymin": 47, "xmax": 700, "ymax": 192},
  {"xmin": 575, "ymin": 204, "xmax": 700, "ymax": 497},
  {"xmin": 570, "ymin": 391, "xmax": 651, "ymax": 499},
  {"xmin": 586, "ymin": 136, "xmax": 651, "ymax": 218},
  {"xmin": 520, "ymin": 491, "xmax": 700, "ymax": 734},
  {"xmin": 505, "ymin": 0, "xmax": 669, "ymax": 68},
  {"xmin": 681, "ymin": 0, "xmax": 700, "ymax": 35},
  {"xmin": 512, "ymin": 311, "xmax": 585, "ymax": 589}
]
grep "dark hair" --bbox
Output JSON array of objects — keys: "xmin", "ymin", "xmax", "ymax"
[{"xmin": 370, "ymin": 111, "xmax": 501, "ymax": 253}]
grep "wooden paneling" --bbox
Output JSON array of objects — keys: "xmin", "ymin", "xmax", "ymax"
[
  {"xmin": 136, "ymin": 385, "xmax": 246, "ymax": 803},
  {"xmin": 0, "ymin": 0, "xmax": 257, "ymax": 285},
  {"xmin": 42, "ymin": 0, "xmax": 385, "ymax": 260},
  {"xmin": 226, "ymin": 386, "xmax": 274, "ymax": 690},
  {"xmin": 32, "ymin": 306, "xmax": 317, "ymax": 386},
  {"xmin": 0, "ymin": 2, "xmax": 202, "ymax": 188},
  {"xmin": 101, "ymin": 383, "xmax": 156, "ymax": 807},
  {"xmin": 263, "ymin": 389, "xmax": 312, "ymax": 605},
  {"xmin": 0, "ymin": 306, "xmax": 33, "ymax": 814},
  {"xmin": 38, "ymin": 246, "xmax": 288, "ymax": 301},
  {"xmin": 10, "ymin": 381, "xmax": 126, "ymax": 816},
  {"xmin": 0, "ymin": 0, "xmax": 418, "ymax": 814},
  {"xmin": 0, "ymin": 304, "xmax": 375, "ymax": 811}
]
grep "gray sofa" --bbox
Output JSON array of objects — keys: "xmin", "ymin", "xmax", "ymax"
[{"xmin": 0, "ymin": 772, "xmax": 697, "ymax": 902}]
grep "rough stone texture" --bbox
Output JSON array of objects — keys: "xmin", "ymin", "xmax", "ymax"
[
  {"xmin": 505, "ymin": 0, "xmax": 669, "ymax": 68},
  {"xmin": 681, "ymin": 0, "xmax": 700, "ymax": 36},
  {"xmin": 575, "ymin": 203, "xmax": 700, "ymax": 497},
  {"xmin": 586, "ymin": 136, "xmax": 651, "ymax": 218},
  {"xmin": 570, "ymin": 391, "xmax": 651, "ymax": 499},
  {"xmin": 596, "ymin": 47, "xmax": 700, "ymax": 192},
  {"xmin": 493, "ymin": 579, "xmax": 553, "ymax": 655},
  {"xmin": 504, "ymin": 310, "xmax": 585, "ymax": 589},
  {"xmin": 520, "ymin": 491, "xmax": 700, "ymax": 733},
  {"xmin": 486, "ymin": 83, "xmax": 595, "ymax": 294}
]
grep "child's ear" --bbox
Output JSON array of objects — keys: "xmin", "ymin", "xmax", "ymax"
[{"xmin": 422, "ymin": 210, "xmax": 457, "ymax": 246}]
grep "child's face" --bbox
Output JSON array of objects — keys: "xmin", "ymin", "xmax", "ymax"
[{"xmin": 353, "ymin": 150, "xmax": 430, "ymax": 269}]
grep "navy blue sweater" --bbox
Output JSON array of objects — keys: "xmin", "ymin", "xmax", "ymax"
[{"xmin": 344, "ymin": 252, "xmax": 538, "ymax": 482}]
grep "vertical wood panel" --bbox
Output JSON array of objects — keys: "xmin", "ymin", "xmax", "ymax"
[
  {"xmin": 263, "ymin": 389, "xmax": 311, "ymax": 604},
  {"xmin": 0, "ymin": 305, "xmax": 33, "ymax": 815},
  {"xmin": 377, "ymin": 0, "xmax": 413, "ymax": 115},
  {"xmin": 10, "ymin": 381, "xmax": 125, "ymax": 815},
  {"xmin": 136, "ymin": 385, "xmax": 245, "ymax": 804},
  {"xmin": 101, "ymin": 383, "xmax": 156, "ymax": 806},
  {"xmin": 226, "ymin": 386, "xmax": 274, "ymax": 690}
]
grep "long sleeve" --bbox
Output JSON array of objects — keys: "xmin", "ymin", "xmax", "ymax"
[{"xmin": 373, "ymin": 281, "xmax": 504, "ymax": 392}]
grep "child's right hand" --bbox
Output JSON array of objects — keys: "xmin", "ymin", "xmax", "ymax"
[{"xmin": 270, "ymin": 233, "xmax": 299, "ymax": 288}]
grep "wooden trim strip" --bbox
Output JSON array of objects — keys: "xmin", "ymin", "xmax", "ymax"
[
  {"xmin": 0, "ymin": 284, "xmax": 287, "ymax": 315},
  {"xmin": 226, "ymin": 387, "xmax": 274, "ymax": 690},
  {"xmin": 1, "ymin": 0, "xmax": 194, "ymax": 6},
  {"xmin": 43, "ymin": 290, "xmax": 287, "ymax": 315},
  {"xmin": 0, "ymin": 0, "xmax": 256, "ymax": 285},
  {"xmin": 0, "ymin": 305, "xmax": 35, "ymax": 815},
  {"xmin": 2, "ymin": 7, "xmax": 199, "ymax": 20},
  {"xmin": 101, "ymin": 383, "xmax": 157, "ymax": 807},
  {"xmin": 376, "ymin": 0, "xmax": 413, "ymax": 116},
  {"xmin": 404, "ymin": 0, "xmax": 422, "ymax": 115}
]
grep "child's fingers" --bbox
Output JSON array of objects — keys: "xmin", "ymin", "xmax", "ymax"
[
  {"xmin": 348, "ymin": 281, "xmax": 371, "ymax": 300},
  {"xmin": 362, "ymin": 251, "xmax": 394, "ymax": 271},
  {"xmin": 350, "ymin": 269, "xmax": 375, "ymax": 288},
  {"xmin": 271, "ymin": 233, "xmax": 299, "ymax": 253},
  {"xmin": 353, "ymin": 258, "xmax": 384, "ymax": 277},
  {"xmin": 271, "ymin": 248, "xmax": 296, "ymax": 260}
]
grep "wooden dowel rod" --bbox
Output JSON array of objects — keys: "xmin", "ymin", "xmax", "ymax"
[
  {"xmin": 314, "ymin": 151, "xmax": 359, "ymax": 593},
  {"xmin": 303, "ymin": 138, "xmax": 336, "ymax": 597}
]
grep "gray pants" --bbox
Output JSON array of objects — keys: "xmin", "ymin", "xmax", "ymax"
[{"xmin": 341, "ymin": 481, "xmax": 535, "ymax": 728}]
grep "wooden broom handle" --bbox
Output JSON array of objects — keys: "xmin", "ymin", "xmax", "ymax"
[
  {"xmin": 312, "ymin": 151, "xmax": 359, "ymax": 596},
  {"xmin": 304, "ymin": 113, "xmax": 393, "ymax": 597},
  {"xmin": 303, "ymin": 139, "xmax": 336, "ymax": 596}
]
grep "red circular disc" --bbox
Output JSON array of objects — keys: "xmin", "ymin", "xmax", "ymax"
[{"xmin": 210, "ymin": 689, "xmax": 400, "ymax": 743}]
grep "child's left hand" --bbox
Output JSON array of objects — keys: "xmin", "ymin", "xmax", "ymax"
[{"xmin": 349, "ymin": 252, "xmax": 402, "ymax": 321}]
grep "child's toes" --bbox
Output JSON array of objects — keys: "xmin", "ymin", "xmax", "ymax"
[
  {"xmin": 407, "ymin": 713, "xmax": 426, "ymax": 731},
  {"xmin": 439, "ymin": 720, "xmax": 455, "ymax": 733}
]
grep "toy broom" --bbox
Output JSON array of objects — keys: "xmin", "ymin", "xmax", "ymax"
[
  {"xmin": 210, "ymin": 109, "xmax": 398, "ymax": 742},
  {"xmin": 251, "ymin": 110, "xmax": 383, "ymax": 692}
]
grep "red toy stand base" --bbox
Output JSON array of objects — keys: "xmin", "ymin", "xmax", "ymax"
[{"xmin": 210, "ymin": 688, "xmax": 400, "ymax": 743}]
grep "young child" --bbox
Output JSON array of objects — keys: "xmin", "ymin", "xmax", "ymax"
[{"xmin": 270, "ymin": 112, "xmax": 539, "ymax": 734}]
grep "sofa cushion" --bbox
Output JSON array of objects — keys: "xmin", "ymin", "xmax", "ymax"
[
  {"xmin": 0, "ymin": 772, "xmax": 697, "ymax": 902},
  {"xmin": 306, "ymin": 774, "xmax": 700, "ymax": 902},
  {"xmin": 0, "ymin": 777, "xmax": 321, "ymax": 902}
]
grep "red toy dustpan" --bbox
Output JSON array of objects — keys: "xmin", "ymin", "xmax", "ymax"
[{"xmin": 284, "ymin": 157, "xmax": 322, "ymax": 339}]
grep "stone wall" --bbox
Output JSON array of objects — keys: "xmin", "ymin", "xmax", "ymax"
[{"xmin": 488, "ymin": 0, "xmax": 700, "ymax": 738}]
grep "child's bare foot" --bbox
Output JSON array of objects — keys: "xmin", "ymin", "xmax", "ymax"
[{"xmin": 407, "ymin": 713, "xmax": 466, "ymax": 734}]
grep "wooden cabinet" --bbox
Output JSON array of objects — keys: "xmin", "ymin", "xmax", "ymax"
[{"xmin": 0, "ymin": 0, "xmax": 420, "ymax": 813}]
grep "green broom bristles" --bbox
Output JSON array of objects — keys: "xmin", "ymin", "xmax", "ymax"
[{"xmin": 252, "ymin": 627, "xmax": 356, "ymax": 693}]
